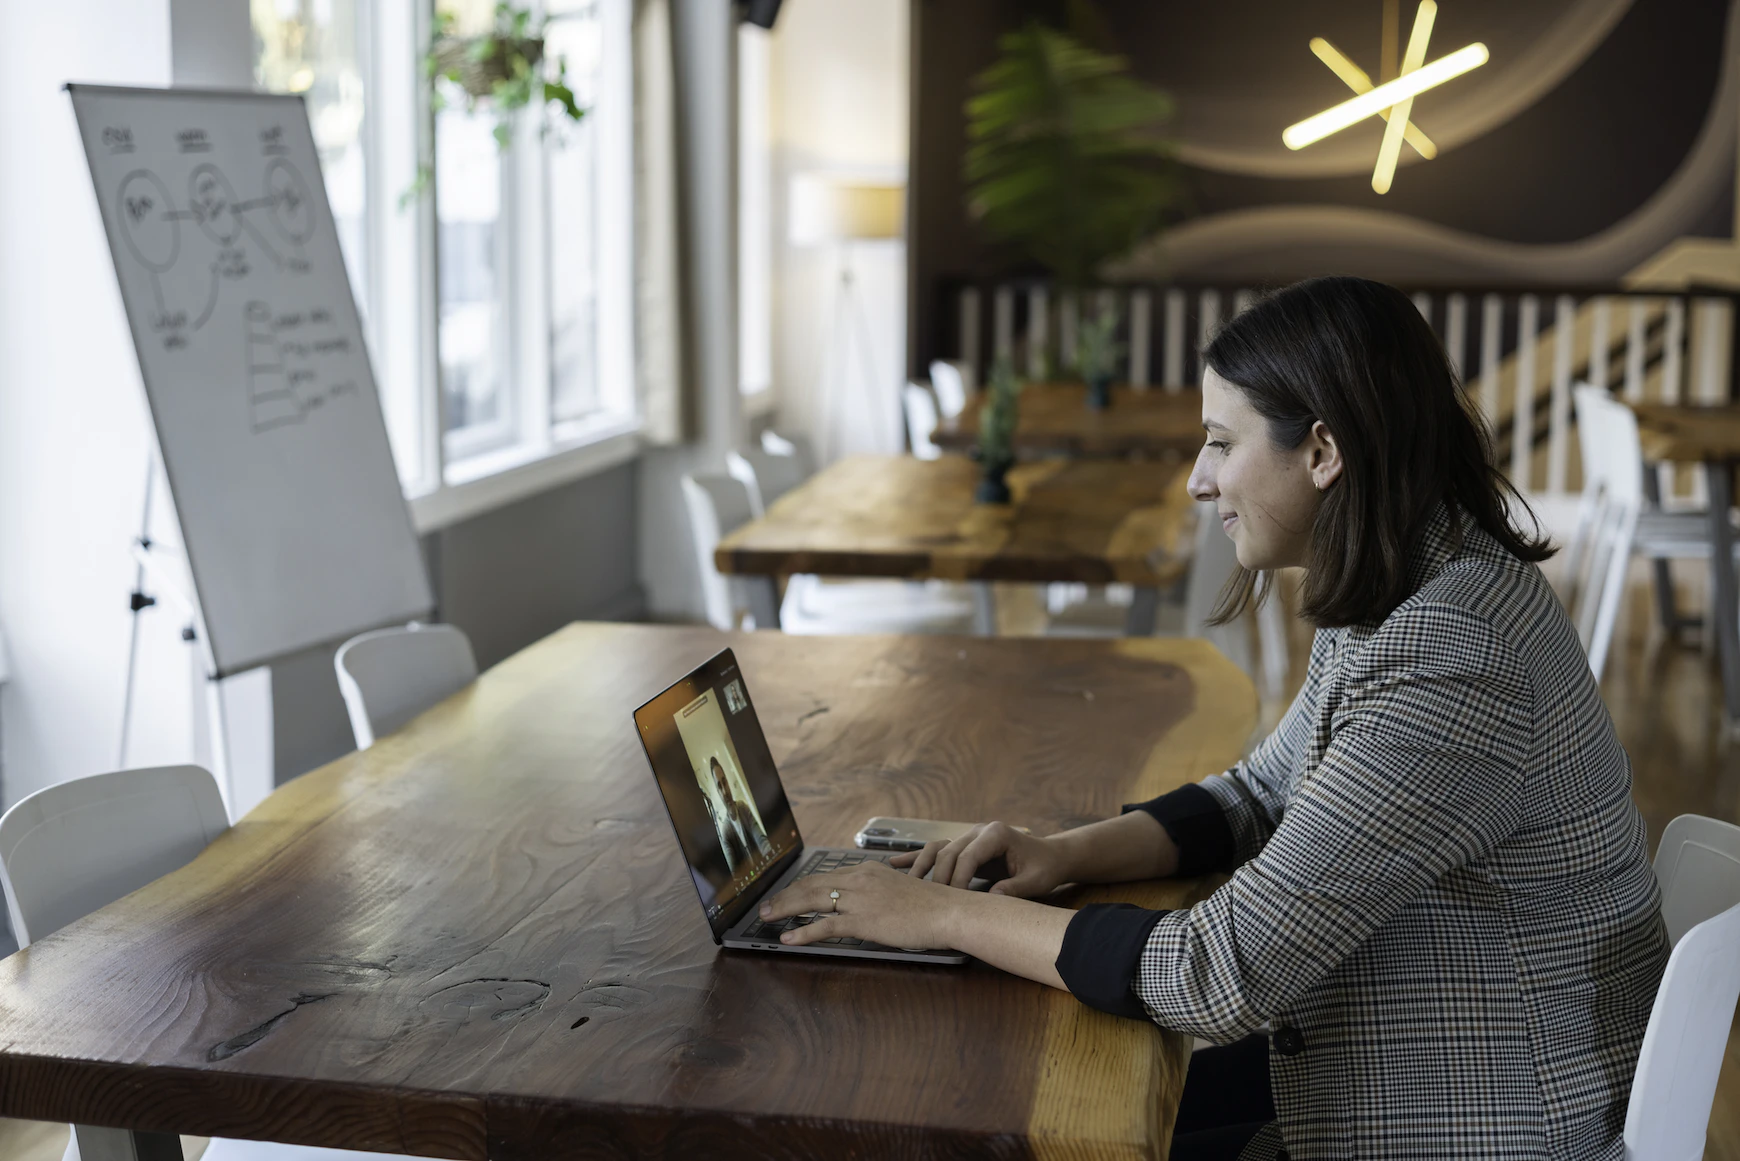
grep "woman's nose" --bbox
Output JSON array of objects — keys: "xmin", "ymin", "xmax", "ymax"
[{"xmin": 1187, "ymin": 450, "xmax": 1216, "ymax": 502}]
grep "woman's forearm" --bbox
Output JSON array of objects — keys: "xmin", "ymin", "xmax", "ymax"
[
  {"xmin": 941, "ymin": 890, "xmax": 1073, "ymax": 990},
  {"xmin": 1048, "ymin": 809, "xmax": 1179, "ymax": 884}
]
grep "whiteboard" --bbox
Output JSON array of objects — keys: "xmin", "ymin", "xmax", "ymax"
[{"xmin": 70, "ymin": 84, "xmax": 432, "ymax": 677}]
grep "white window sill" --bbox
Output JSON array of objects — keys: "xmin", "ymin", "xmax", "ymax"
[{"xmin": 408, "ymin": 415, "xmax": 641, "ymax": 532}]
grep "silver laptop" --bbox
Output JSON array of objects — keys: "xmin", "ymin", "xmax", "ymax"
[{"xmin": 632, "ymin": 648, "xmax": 968, "ymax": 965}]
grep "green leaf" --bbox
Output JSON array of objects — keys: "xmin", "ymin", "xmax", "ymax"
[{"xmin": 543, "ymin": 79, "xmax": 584, "ymax": 123}]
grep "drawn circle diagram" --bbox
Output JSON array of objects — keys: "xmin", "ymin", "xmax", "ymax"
[
  {"xmin": 188, "ymin": 163, "xmax": 243, "ymax": 245},
  {"xmin": 264, "ymin": 158, "xmax": 314, "ymax": 245},
  {"xmin": 117, "ymin": 169, "xmax": 179, "ymax": 272}
]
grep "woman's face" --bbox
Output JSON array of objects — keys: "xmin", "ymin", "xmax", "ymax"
[{"xmin": 1187, "ymin": 368, "xmax": 1342, "ymax": 572}]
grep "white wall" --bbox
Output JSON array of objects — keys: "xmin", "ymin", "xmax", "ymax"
[
  {"xmin": 0, "ymin": 0, "xmax": 267, "ymax": 810},
  {"xmin": 768, "ymin": 0, "xmax": 909, "ymax": 462}
]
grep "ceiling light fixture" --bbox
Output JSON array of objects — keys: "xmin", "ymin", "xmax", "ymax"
[{"xmin": 1283, "ymin": 1, "xmax": 1488, "ymax": 193}]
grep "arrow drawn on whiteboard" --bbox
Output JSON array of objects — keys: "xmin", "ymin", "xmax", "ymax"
[{"xmin": 191, "ymin": 262, "xmax": 221, "ymax": 330}]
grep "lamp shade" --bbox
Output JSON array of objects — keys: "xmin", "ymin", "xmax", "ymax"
[{"xmin": 789, "ymin": 174, "xmax": 904, "ymax": 245}]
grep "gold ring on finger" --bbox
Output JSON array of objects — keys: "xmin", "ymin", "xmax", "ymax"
[{"xmin": 829, "ymin": 889, "xmax": 841, "ymax": 912}]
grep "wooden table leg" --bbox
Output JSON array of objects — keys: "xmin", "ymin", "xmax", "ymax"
[
  {"xmin": 746, "ymin": 576, "xmax": 781, "ymax": 630},
  {"xmin": 1705, "ymin": 459, "xmax": 1740, "ymax": 727},
  {"xmin": 1126, "ymin": 586, "xmax": 1160, "ymax": 636},
  {"xmin": 74, "ymin": 1126, "xmax": 183, "ymax": 1161},
  {"xmin": 971, "ymin": 582, "xmax": 996, "ymax": 636}
]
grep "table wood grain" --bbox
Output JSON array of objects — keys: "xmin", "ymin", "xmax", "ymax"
[
  {"xmin": 1632, "ymin": 402, "xmax": 1740, "ymax": 462},
  {"xmin": 933, "ymin": 385, "xmax": 1205, "ymax": 459},
  {"xmin": 0, "ymin": 624, "xmax": 1255, "ymax": 1160},
  {"xmin": 714, "ymin": 454, "xmax": 1197, "ymax": 588}
]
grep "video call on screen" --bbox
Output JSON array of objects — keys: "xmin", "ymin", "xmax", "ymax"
[{"xmin": 644, "ymin": 656, "xmax": 798, "ymax": 919}]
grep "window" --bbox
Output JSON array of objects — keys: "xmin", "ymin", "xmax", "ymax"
[
  {"xmin": 252, "ymin": 0, "xmax": 369, "ymax": 307},
  {"xmin": 252, "ymin": 0, "xmax": 637, "ymax": 521}
]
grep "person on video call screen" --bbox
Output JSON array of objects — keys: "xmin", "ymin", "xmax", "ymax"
[{"xmin": 703, "ymin": 754, "xmax": 773, "ymax": 874}]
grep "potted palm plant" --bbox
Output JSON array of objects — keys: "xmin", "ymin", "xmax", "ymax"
[{"xmin": 963, "ymin": 19, "xmax": 1175, "ymax": 388}]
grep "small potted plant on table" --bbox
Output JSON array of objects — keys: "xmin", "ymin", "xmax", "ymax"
[{"xmin": 974, "ymin": 359, "xmax": 1024, "ymax": 504}]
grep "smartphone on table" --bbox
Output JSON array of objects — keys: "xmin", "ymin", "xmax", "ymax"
[{"xmin": 854, "ymin": 817, "xmax": 1030, "ymax": 852}]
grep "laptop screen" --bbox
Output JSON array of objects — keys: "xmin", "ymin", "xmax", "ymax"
[{"xmin": 633, "ymin": 648, "xmax": 802, "ymax": 939}]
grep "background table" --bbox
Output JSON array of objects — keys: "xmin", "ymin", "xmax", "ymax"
[
  {"xmin": 715, "ymin": 454, "xmax": 1198, "ymax": 635},
  {"xmin": 0, "ymin": 623, "xmax": 1255, "ymax": 1160},
  {"xmin": 933, "ymin": 384, "xmax": 1204, "ymax": 459},
  {"xmin": 1632, "ymin": 401, "xmax": 1740, "ymax": 725}
]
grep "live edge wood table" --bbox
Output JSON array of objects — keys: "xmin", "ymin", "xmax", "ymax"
[
  {"xmin": 1632, "ymin": 401, "xmax": 1740, "ymax": 727},
  {"xmin": 933, "ymin": 384, "xmax": 1205, "ymax": 459},
  {"xmin": 0, "ymin": 623, "xmax": 1255, "ymax": 1161},
  {"xmin": 715, "ymin": 454, "xmax": 1198, "ymax": 636}
]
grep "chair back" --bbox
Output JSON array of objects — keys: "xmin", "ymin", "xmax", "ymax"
[
  {"xmin": 928, "ymin": 360, "xmax": 970, "ymax": 419},
  {"xmin": 903, "ymin": 382, "xmax": 942, "ymax": 460},
  {"xmin": 1655, "ymin": 814, "xmax": 1740, "ymax": 946},
  {"xmin": 335, "ymin": 623, "xmax": 478, "ymax": 750},
  {"xmin": 760, "ymin": 429, "xmax": 816, "ymax": 474},
  {"xmin": 682, "ymin": 474, "xmax": 758, "ymax": 631},
  {"xmin": 1621, "ymin": 814, "xmax": 1740, "ymax": 1161},
  {"xmin": 726, "ymin": 443, "xmax": 814, "ymax": 517},
  {"xmin": 1564, "ymin": 388, "xmax": 1642, "ymax": 679},
  {"xmin": 0, "ymin": 766, "xmax": 228, "ymax": 946},
  {"xmin": 1623, "ymin": 899, "xmax": 1740, "ymax": 1161}
]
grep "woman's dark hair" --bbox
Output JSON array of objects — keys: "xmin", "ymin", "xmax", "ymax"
[{"xmin": 1203, "ymin": 275, "xmax": 1552, "ymax": 629}]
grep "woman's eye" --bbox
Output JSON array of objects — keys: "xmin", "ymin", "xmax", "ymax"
[{"xmin": 1206, "ymin": 440, "xmax": 1229, "ymax": 452}]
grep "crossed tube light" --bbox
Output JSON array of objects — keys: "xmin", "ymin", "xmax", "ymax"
[{"xmin": 1283, "ymin": 41, "xmax": 1489, "ymax": 152}]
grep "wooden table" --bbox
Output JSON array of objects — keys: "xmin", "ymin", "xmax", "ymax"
[
  {"xmin": 715, "ymin": 455, "xmax": 1198, "ymax": 636},
  {"xmin": 1633, "ymin": 402, "xmax": 1740, "ymax": 725},
  {"xmin": 0, "ymin": 624, "xmax": 1254, "ymax": 1160},
  {"xmin": 933, "ymin": 384, "xmax": 1205, "ymax": 459}
]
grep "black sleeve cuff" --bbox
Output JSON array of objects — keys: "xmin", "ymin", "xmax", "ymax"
[
  {"xmin": 1123, "ymin": 783, "xmax": 1236, "ymax": 877},
  {"xmin": 1055, "ymin": 903, "xmax": 1168, "ymax": 1019}
]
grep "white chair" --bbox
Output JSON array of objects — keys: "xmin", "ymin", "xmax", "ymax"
[
  {"xmin": 726, "ymin": 444, "xmax": 812, "ymax": 518},
  {"xmin": 682, "ymin": 473, "xmax": 975, "ymax": 635},
  {"xmin": 335, "ymin": 624, "xmax": 477, "ymax": 750},
  {"xmin": 758, "ymin": 428, "xmax": 816, "ymax": 473},
  {"xmin": 0, "ymin": 767, "xmax": 409, "ymax": 1161},
  {"xmin": 1563, "ymin": 389, "xmax": 1644, "ymax": 681},
  {"xmin": 903, "ymin": 382, "xmax": 943, "ymax": 460},
  {"xmin": 683, "ymin": 474, "xmax": 761, "ymax": 631},
  {"xmin": 1567, "ymin": 384, "xmax": 1737, "ymax": 645},
  {"xmin": 927, "ymin": 359, "xmax": 972, "ymax": 420},
  {"xmin": 1624, "ymin": 814, "xmax": 1740, "ymax": 1161}
]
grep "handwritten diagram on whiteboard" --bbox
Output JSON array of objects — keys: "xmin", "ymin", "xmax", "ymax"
[{"xmin": 70, "ymin": 85, "xmax": 431, "ymax": 677}]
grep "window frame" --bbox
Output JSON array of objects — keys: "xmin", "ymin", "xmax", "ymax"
[{"xmin": 280, "ymin": 0, "xmax": 640, "ymax": 529}]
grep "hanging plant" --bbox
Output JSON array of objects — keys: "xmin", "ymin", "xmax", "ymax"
[{"xmin": 402, "ymin": 3, "xmax": 587, "ymax": 204}]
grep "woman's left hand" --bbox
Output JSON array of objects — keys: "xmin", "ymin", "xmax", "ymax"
[{"xmin": 757, "ymin": 862, "xmax": 963, "ymax": 950}]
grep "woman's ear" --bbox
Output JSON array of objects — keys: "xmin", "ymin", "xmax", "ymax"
[{"xmin": 1308, "ymin": 420, "xmax": 1344, "ymax": 492}]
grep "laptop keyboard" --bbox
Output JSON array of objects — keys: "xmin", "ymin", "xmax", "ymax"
[{"xmin": 739, "ymin": 848, "xmax": 894, "ymax": 947}]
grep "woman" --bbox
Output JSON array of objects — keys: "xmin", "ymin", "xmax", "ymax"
[{"xmin": 759, "ymin": 277, "xmax": 1669, "ymax": 1160}]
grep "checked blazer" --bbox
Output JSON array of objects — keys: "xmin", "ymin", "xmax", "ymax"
[{"xmin": 1078, "ymin": 506, "xmax": 1669, "ymax": 1159}]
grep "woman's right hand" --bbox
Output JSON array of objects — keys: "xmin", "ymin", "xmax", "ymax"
[{"xmin": 889, "ymin": 821, "xmax": 1071, "ymax": 898}]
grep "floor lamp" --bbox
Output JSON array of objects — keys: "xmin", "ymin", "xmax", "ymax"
[{"xmin": 790, "ymin": 174, "xmax": 904, "ymax": 462}]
